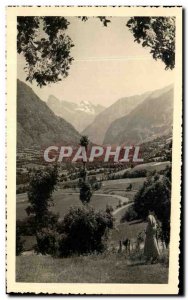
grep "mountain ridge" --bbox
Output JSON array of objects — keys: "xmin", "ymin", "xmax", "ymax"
[
  {"xmin": 17, "ymin": 79, "xmax": 81, "ymax": 148},
  {"xmin": 47, "ymin": 95, "xmax": 105, "ymax": 132},
  {"xmin": 82, "ymin": 84, "xmax": 173, "ymax": 145},
  {"xmin": 104, "ymin": 87, "xmax": 174, "ymax": 145}
]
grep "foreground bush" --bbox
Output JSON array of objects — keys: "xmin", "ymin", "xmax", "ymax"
[
  {"xmin": 16, "ymin": 227, "xmax": 25, "ymax": 256},
  {"xmin": 34, "ymin": 206, "xmax": 114, "ymax": 257},
  {"xmin": 58, "ymin": 206, "xmax": 114, "ymax": 256},
  {"xmin": 121, "ymin": 205, "xmax": 138, "ymax": 222},
  {"xmin": 36, "ymin": 228, "xmax": 59, "ymax": 255}
]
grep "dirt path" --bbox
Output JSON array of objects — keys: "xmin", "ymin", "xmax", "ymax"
[{"xmin": 112, "ymin": 203, "xmax": 132, "ymax": 216}]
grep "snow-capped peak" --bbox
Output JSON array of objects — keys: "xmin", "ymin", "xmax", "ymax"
[{"xmin": 75, "ymin": 100, "xmax": 95, "ymax": 114}]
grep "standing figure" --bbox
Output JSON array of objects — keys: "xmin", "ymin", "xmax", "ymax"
[{"xmin": 144, "ymin": 212, "xmax": 160, "ymax": 263}]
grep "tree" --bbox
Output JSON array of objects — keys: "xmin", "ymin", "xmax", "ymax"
[
  {"xmin": 17, "ymin": 17, "xmax": 74, "ymax": 86},
  {"xmin": 79, "ymin": 136, "xmax": 92, "ymax": 204},
  {"xmin": 127, "ymin": 17, "xmax": 175, "ymax": 70},
  {"xmin": 79, "ymin": 135, "xmax": 89, "ymax": 152},
  {"xmin": 26, "ymin": 165, "xmax": 58, "ymax": 227},
  {"xmin": 17, "ymin": 16, "xmax": 175, "ymax": 88},
  {"xmin": 134, "ymin": 166, "xmax": 171, "ymax": 246},
  {"xmin": 80, "ymin": 182, "xmax": 92, "ymax": 204}
]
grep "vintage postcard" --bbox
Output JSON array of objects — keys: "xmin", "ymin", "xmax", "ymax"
[{"xmin": 6, "ymin": 6, "xmax": 182, "ymax": 295}]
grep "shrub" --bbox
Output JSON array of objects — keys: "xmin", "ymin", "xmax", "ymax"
[
  {"xmin": 57, "ymin": 206, "xmax": 114, "ymax": 256},
  {"xmin": 35, "ymin": 228, "xmax": 59, "ymax": 255},
  {"xmin": 16, "ymin": 211, "xmax": 59, "ymax": 238},
  {"xmin": 106, "ymin": 204, "xmax": 114, "ymax": 214},
  {"xmin": 159, "ymin": 249, "xmax": 169, "ymax": 267},
  {"xmin": 16, "ymin": 184, "xmax": 29, "ymax": 194},
  {"xmin": 123, "ymin": 169, "xmax": 147, "ymax": 179},
  {"xmin": 91, "ymin": 181, "xmax": 102, "ymax": 191},
  {"xmin": 16, "ymin": 227, "xmax": 25, "ymax": 256},
  {"xmin": 79, "ymin": 182, "xmax": 92, "ymax": 204},
  {"xmin": 16, "ymin": 217, "xmax": 36, "ymax": 236},
  {"xmin": 121, "ymin": 205, "xmax": 138, "ymax": 222},
  {"xmin": 126, "ymin": 183, "xmax": 132, "ymax": 191}
]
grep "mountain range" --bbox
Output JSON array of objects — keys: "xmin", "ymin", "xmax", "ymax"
[
  {"xmin": 47, "ymin": 95, "xmax": 105, "ymax": 132},
  {"xmin": 17, "ymin": 79, "xmax": 80, "ymax": 148},
  {"xmin": 83, "ymin": 85, "xmax": 173, "ymax": 145},
  {"xmin": 104, "ymin": 86, "xmax": 173, "ymax": 145},
  {"xmin": 17, "ymin": 79, "xmax": 174, "ymax": 149}
]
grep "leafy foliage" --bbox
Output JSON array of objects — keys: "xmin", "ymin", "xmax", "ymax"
[
  {"xmin": 108, "ymin": 168, "xmax": 147, "ymax": 180},
  {"xmin": 16, "ymin": 226, "xmax": 25, "ymax": 256},
  {"xmin": 26, "ymin": 166, "xmax": 58, "ymax": 225},
  {"xmin": 35, "ymin": 227, "xmax": 59, "ymax": 255},
  {"xmin": 121, "ymin": 205, "xmax": 138, "ymax": 222},
  {"xmin": 17, "ymin": 16, "xmax": 174, "ymax": 87},
  {"xmin": 16, "ymin": 217, "xmax": 36, "ymax": 236},
  {"xmin": 133, "ymin": 166, "xmax": 171, "ymax": 245},
  {"xmin": 79, "ymin": 16, "xmax": 111, "ymax": 27},
  {"xmin": 79, "ymin": 135, "xmax": 89, "ymax": 150},
  {"xmin": 57, "ymin": 206, "xmax": 114, "ymax": 255},
  {"xmin": 17, "ymin": 17, "xmax": 74, "ymax": 86},
  {"xmin": 127, "ymin": 17, "xmax": 175, "ymax": 69},
  {"xmin": 79, "ymin": 181, "xmax": 93, "ymax": 204},
  {"xmin": 79, "ymin": 136, "xmax": 92, "ymax": 204}
]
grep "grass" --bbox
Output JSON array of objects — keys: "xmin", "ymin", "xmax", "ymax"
[
  {"xmin": 16, "ymin": 253, "xmax": 168, "ymax": 283},
  {"xmin": 132, "ymin": 161, "xmax": 170, "ymax": 172},
  {"xmin": 17, "ymin": 176, "xmax": 144, "ymax": 251},
  {"xmin": 110, "ymin": 220, "xmax": 146, "ymax": 243},
  {"xmin": 102, "ymin": 177, "xmax": 145, "ymax": 191},
  {"xmin": 113, "ymin": 161, "xmax": 170, "ymax": 176},
  {"xmin": 16, "ymin": 162, "xmax": 170, "ymax": 285},
  {"xmin": 16, "ymin": 192, "xmax": 121, "ymax": 220}
]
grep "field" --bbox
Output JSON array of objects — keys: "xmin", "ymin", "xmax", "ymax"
[
  {"xmin": 16, "ymin": 253, "xmax": 168, "ymax": 283},
  {"xmin": 16, "ymin": 169, "xmax": 169, "ymax": 284},
  {"xmin": 17, "ymin": 191, "xmax": 127, "ymax": 220},
  {"xmin": 132, "ymin": 161, "xmax": 170, "ymax": 172},
  {"xmin": 114, "ymin": 161, "xmax": 170, "ymax": 176},
  {"xmin": 16, "ymin": 177, "xmax": 145, "ymax": 220},
  {"xmin": 16, "ymin": 176, "xmax": 146, "ymax": 251}
]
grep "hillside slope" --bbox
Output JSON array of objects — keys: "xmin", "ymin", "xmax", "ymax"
[
  {"xmin": 104, "ymin": 87, "xmax": 173, "ymax": 145},
  {"xmin": 17, "ymin": 80, "xmax": 81, "ymax": 148},
  {"xmin": 47, "ymin": 95, "xmax": 105, "ymax": 132},
  {"xmin": 82, "ymin": 93, "xmax": 151, "ymax": 145}
]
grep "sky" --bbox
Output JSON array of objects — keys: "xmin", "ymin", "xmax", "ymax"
[{"xmin": 17, "ymin": 17, "xmax": 175, "ymax": 107}]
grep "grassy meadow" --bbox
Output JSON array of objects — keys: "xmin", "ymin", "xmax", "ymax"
[
  {"xmin": 16, "ymin": 164, "xmax": 169, "ymax": 284},
  {"xmin": 16, "ymin": 252, "xmax": 168, "ymax": 283},
  {"xmin": 16, "ymin": 177, "xmax": 145, "ymax": 220}
]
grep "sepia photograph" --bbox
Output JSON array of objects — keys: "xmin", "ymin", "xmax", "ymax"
[{"xmin": 6, "ymin": 6, "xmax": 182, "ymax": 295}]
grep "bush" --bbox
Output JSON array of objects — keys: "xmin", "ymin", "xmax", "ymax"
[
  {"xmin": 17, "ymin": 217, "xmax": 36, "ymax": 236},
  {"xmin": 121, "ymin": 205, "xmax": 138, "ymax": 222},
  {"xmin": 107, "ymin": 168, "xmax": 147, "ymax": 181},
  {"xmin": 79, "ymin": 182, "xmax": 92, "ymax": 204},
  {"xmin": 57, "ymin": 206, "xmax": 114, "ymax": 256},
  {"xmin": 36, "ymin": 228, "xmax": 59, "ymax": 255},
  {"xmin": 158, "ymin": 249, "xmax": 169, "ymax": 267},
  {"xmin": 16, "ymin": 184, "xmax": 29, "ymax": 194},
  {"xmin": 106, "ymin": 204, "xmax": 114, "ymax": 214},
  {"xmin": 91, "ymin": 181, "xmax": 102, "ymax": 191},
  {"xmin": 123, "ymin": 169, "xmax": 147, "ymax": 179},
  {"xmin": 16, "ymin": 227, "xmax": 25, "ymax": 256},
  {"xmin": 126, "ymin": 183, "xmax": 132, "ymax": 191}
]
